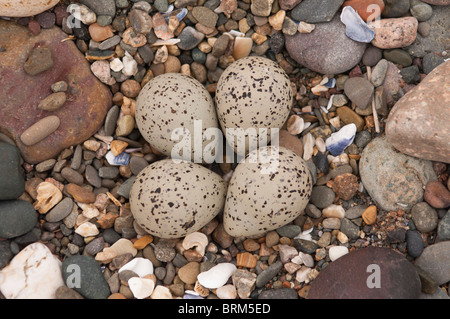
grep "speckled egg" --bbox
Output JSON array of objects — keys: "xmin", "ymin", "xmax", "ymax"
[
  {"xmin": 215, "ymin": 56, "xmax": 293, "ymax": 156},
  {"xmin": 135, "ymin": 73, "xmax": 219, "ymax": 162},
  {"xmin": 223, "ymin": 146, "xmax": 312, "ymax": 237},
  {"xmin": 129, "ymin": 159, "xmax": 227, "ymax": 239}
]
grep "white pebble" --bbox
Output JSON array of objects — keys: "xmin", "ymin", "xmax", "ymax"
[
  {"xmin": 119, "ymin": 257, "xmax": 154, "ymax": 277},
  {"xmin": 128, "ymin": 277, "xmax": 155, "ymax": 299},
  {"xmin": 150, "ymin": 285, "xmax": 173, "ymax": 299},
  {"xmin": 122, "ymin": 52, "xmax": 138, "ymax": 77},
  {"xmin": 295, "ymin": 266, "xmax": 311, "ymax": 283},
  {"xmin": 216, "ymin": 284, "xmax": 237, "ymax": 299},
  {"xmin": 302, "ymin": 133, "xmax": 315, "ymax": 161},
  {"xmin": 329, "ymin": 246, "xmax": 349, "ymax": 261},
  {"xmin": 67, "ymin": 4, "xmax": 96, "ymax": 25},
  {"xmin": 299, "ymin": 252, "xmax": 314, "ymax": 268},
  {"xmin": 197, "ymin": 263, "xmax": 236, "ymax": 289},
  {"xmin": 110, "ymin": 58, "xmax": 124, "ymax": 72},
  {"xmin": 75, "ymin": 221, "xmax": 99, "ymax": 237}
]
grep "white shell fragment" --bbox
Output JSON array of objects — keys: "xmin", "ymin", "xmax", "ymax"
[
  {"xmin": 197, "ymin": 263, "xmax": 237, "ymax": 289},
  {"xmin": 182, "ymin": 232, "xmax": 209, "ymax": 257},
  {"xmin": 119, "ymin": 257, "xmax": 154, "ymax": 277},
  {"xmin": 325, "ymin": 123, "xmax": 357, "ymax": 156},
  {"xmin": 340, "ymin": 6, "xmax": 375, "ymax": 43},
  {"xmin": 128, "ymin": 277, "xmax": 155, "ymax": 299}
]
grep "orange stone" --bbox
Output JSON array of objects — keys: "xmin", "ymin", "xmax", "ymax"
[
  {"xmin": 108, "ymin": 293, "xmax": 127, "ymax": 299},
  {"xmin": 342, "ymin": 0, "xmax": 384, "ymax": 22},
  {"xmin": 96, "ymin": 212, "xmax": 119, "ymax": 229},
  {"xmin": 133, "ymin": 234, "xmax": 154, "ymax": 249},
  {"xmin": 65, "ymin": 183, "xmax": 96, "ymax": 203},
  {"xmin": 89, "ymin": 23, "xmax": 115, "ymax": 42},
  {"xmin": 236, "ymin": 252, "xmax": 257, "ymax": 268},
  {"xmin": 362, "ymin": 205, "xmax": 377, "ymax": 225}
]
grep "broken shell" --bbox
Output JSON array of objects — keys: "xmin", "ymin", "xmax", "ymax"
[
  {"xmin": 76, "ymin": 202, "xmax": 100, "ymax": 219},
  {"xmin": 182, "ymin": 232, "xmax": 208, "ymax": 257},
  {"xmin": 216, "ymin": 284, "xmax": 237, "ymax": 299},
  {"xmin": 197, "ymin": 263, "xmax": 237, "ymax": 289},
  {"xmin": 128, "ymin": 277, "xmax": 155, "ymax": 299},
  {"xmin": 287, "ymin": 114, "xmax": 304, "ymax": 135},
  {"xmin": 33, "ymin": 181, "xmax": 63, "ymax": 214},
  {"xmin": 119, "ymin": 257, "xmax": 154, "ymax": 277},
  {"xmin": 299, "ymin": 252, "xmax": 314, "ymax": 267},
  {"xmin": 194, "ymin": 280, "xmax": 210, "ymax": 297},
  {"xmin": 295, "ymin": 266, "xmax": 311, "ymax": 283},
  {"xmin": 150, "ymin": 285, "xmax": 173, "ymax": 299},
  {"xmin": 315, "ymin": 137, "xmax": 326, "ymax": 153}
]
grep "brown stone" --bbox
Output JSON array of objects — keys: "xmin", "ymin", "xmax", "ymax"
[
  {"xmin": 423, "ymin": 181, "xmax": 450, "ymax": 209},
  {"xmin": 89, "ymin": 23, "xmax": 115, "ymax": 42},
  {"xmin": 0, "ymin": 20, "xmax": 111, "ymax": 164},
  {"xmin": 336, "ymin": 106, "xmax": 365, "ymax": 132},
  {"xmin": 308, "ymin": 247, "xmax": 421, "ymax": 299},
  {"xmin": 212, "ymin": 223, "xmax": 234, "ymax": 248},
  {"xmin": 362, "ymin": 205, "xmax": 377, "ymax": 225},
  {"xmin": 65, "ymin": 183, "xmax": 96, "ymax": 204},
  {"xmin": 386, "ymin": 61, "xmax": 450, "ymax": 164},
  {"xmin": 178, "ymin": 262, "xmax": 200, "ymax": 285},
  {"xmin": 332, "ymin": 173, "xmax": 359, "ymax": 200},
  {"xmin": 278, "ymin": 130, "xmax": 304, "ymax": 157}
]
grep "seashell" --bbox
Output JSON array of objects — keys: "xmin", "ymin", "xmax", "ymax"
[
  {"xmin": 302, "ymin": 133, "xmax": 315, "ymax": 161},
  {"xmin": 182, "ymin": 232, "xmax": 208, "ymax": 257},
  {"xmin": 290, "ymin": 255, "xmax": 303, "ymax": 265},
  {"xmin": 67, "ymin": 4, "xmax": 96, "ymax": 25},
  {"xmin": 236, "ymin": 252, "xmax": 257, "ymax": 268},
  {"xmin": 340, "ymin": 6, "xmax": 375, "ymax": 43},
  {"xmin": 216, "ymin": 284, "xmax": 237, "ymax": 299},
  {"xmin": 184, "ymin": 292, "xmax": 203, "ymax": 299},
  {"xmin": 119, "ymin": 257, "xmax": 154, "ymax": 277},
  {"xmin": 287, "ymin": 114, "xmax": 304, "ymax": 135},
  {"xmin": 95, "ymin": 248, "xmax": 117, "ymax": 263},
  {"xmin": 128, "ymin": 277, "xmax": 155, "ymax": 299},
  {"xmin": 197, "ymin": 263, "xmax": 237, "ymax": 289},
  {"xmin": 315, "ymin": 137, "xmax": 326, "ymax": 153},
  {"xmin": 33, "ymin": 182, "xmax": 63, "ymax": 214},
  {"xmin": 150, "ymin": 285, "xmax": 173, "ymax": 299},
  {"xmin": 311, "ymin": 84, "xmax": 328, "ymax": 95},
  {"xmin": 105, "ymin": 150, "xmax": 131, "ymax": 166},
  {"xmin": 324, "ymin": 78, "xmax": 336, "ymax": 88},
  {"xmin": 325, "ymin": 123, "xmax": 356, "ymax": 156},
  {"xmin": 232, "ymin": 37, "xmax": 253, "ymax": 60},
  {"xmin": 194, "ymin": 280, "xmax": 210, "ymax": 297},
  {"xmin": 329, "ymin": 246, "xmax": 349, "ymax": 261},
  {"xmin": 299, "ymin": 252, "xmax": 314, "ymax": 268}
]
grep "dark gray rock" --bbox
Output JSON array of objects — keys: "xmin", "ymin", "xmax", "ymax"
[
  {"xmin": 285, "ymin": 15, "xmax": 366, "ymax": 75},
  {"xmin": 415, "ymin": 241, "xmax": 450, "ymax": 285},
  {"xmin": 117, "ymin": 176, "xmax": 136, "ymax": 199},
  {"xmin": 400, "ymin": 65, "xmax": 421, "ymax": 83},
  {"xmin": 275, "ymin": 225, "xmax": 301, "ymax": 238},
  {"xmin": 0, "ymin": 200, "xmax": 37, "ymax": 239},
  {"xmin": 256, "ymin": 261, "xmax": 283, "ymax": 288},
  {"xmin": 345, "ymin": 205, "xmax": 367, "ymax": 219},
  {"xmin": 62, "ymin": 255, "xmax": 111, "ymax": 299},
  {"xmin": 437, "ymin": 210, "xmax": 450, "ymax": 241},
  {"xmin": 177, "ymin": 26, "xmax": 205, "ymax": 51},
  {"xmin": 0, "ymin": 240, "xmax": 13, "ymax": 269},
  {"xmin": 258, "ymin": 288, "xmax": 298, "ymax": 299},
  {"xmin": 406, "ymin": 230, "xmax": 424, "ymax": 258},
  {"xmin": 0, "ymin": 142, "xmax": 24, "ymax": 200},
  {"xmin": 362, "ymin": 46, "xmax": 382, "ymax": 67},
  {"xmin": 79, "ymin": 0, "xmax": 116, "ymax": 17},
  {"xmin": 291, "ymin": 0, "xmax": 344, "ymax": 23},
  {"xmin": 340, "ymin": 218, "xmax": 360, "ymax": 240},
  {"xmin": 46, "ymin": 197, "xmax": 74, "ymax": 222},
  {"xmin": 422, "ymin": 52, "xmax": 445, "ymax": 74},
  {"xmin": 382, "ymin": 0, "xmax": 410, "ymax": 18},
  {"xmin": 293, "ymin": 239, "xmax": 318, "ymax": 254},
  {"xmin": 309, "ymin": 186, "xmax": 335, "ymax": 209}
]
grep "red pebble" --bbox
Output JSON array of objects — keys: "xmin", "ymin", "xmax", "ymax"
[{"xmin": 28, "ymin": 20, "xmax": 41, "ymax": 36}]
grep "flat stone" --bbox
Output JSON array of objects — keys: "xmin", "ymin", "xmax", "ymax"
[
  {"xmin": 0, "ymin": 142, "xmax": 24, "ymax": 200},
  {"xmin": 437, "ymin": 210, "xmax": 450, "ymax": 241},
  {"xmin": 383, "ymin": 49, "xmax": 412, "ymax": 67},
  {"xmin": 309, "ymin": 186, "xmax": 335, "ymax": 209},
  {"xmin": 23, "ymin": 47, "xmax": 53, "ymax": 76},
  {"xmin": 79, "ymin": 0, "xmax": 116, "ymax": 17},
  {"xmin": 285, "ymin": 15, "xmax": 367, "ymax": 75},
  {"xmin": 385, "ymin": 61, "xmax": 450, "ymax": 163},
  {"xmin": 0, "ymin": 243, "xmax": 64, "ymax": 299},
  {"xmin": 46, "ymin": 197, "xmax": 74, "ymax": 223},
  {"xmin": 177, "ymin": 26, "xmax": 205, "ymax": 50},
  {"xmin": 415, "ymin": 241, "xmax": 450, "ymax": 285},
  {"xmin": 256, "ymin": 261, "xmax": 282, "ymax": 288},
  {"xmin": 251, "ymin": 0, "xmax": 274, "ymax": 16},
  {"xmin": 359, "ymin": 136, "xmax": 437, "ymax": 211},
  {"xmin": 0, "ymin": 200, "xmax": 37, "ymax": 239},
  {"xmin": 291, "ymin": 0, "xmax": 344, "ymax": 23},
  {"xmin": 62, "ymin": 255, "xmax": 111, "ymax": 299},
  {"xmin": 0, "ymin": 21, "xmax": 111, "ymax": 164},
  {"xmin": 192, "ymin": 7, "xmax": 218, "ymax": 28},
  {"xmin": 308, "ymin": 247, "xmax": 421, "ymax": 299}
]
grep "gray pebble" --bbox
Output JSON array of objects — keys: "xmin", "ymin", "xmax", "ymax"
[
  {"xmin": 256, "ymin": 261, "xmax": 283, "ymax": 288},
  {"xmin": 61, "ymin": 167, "xmax": 84, "ymax": 185},
  {"xmin": 103, "ymin": 228, "xmax": 121, "ymax": 244},
  {"xmin": 309, "ymin": 186, "xmax": 335, "ymax": 209},
  {"xmin": 117, "ymin": 176, "xmax": 136, "ymax": 199},
  {"xmin": 46, "ymin": 198, "xmax": 74, "ymax": 223},
  {"xmin": 130, "ymin": 156, "xmax": 148, "ymax": 175},
  {"xmin": 85, "ymin": 237, "xmax": 105, "ymax": 255},
  {"xmin": 99, "ymin": 166, "xmax": 119, "ymax": 179},
  {"xmin": 85, "ymin": 165, "xmax": 102, "ymax": 188},
  {"xmin": 71, "ymin": 145, "xmax": 83, "ymax": 170},
  {"xmin": 104, "ymin": 105, "xmax": 120, "ymax": 136},
  {"xmin": 35, "ymin": 159, "xmax": 57, "ymax": 172},
  {"xmin": 340, "ymin": 218, "xmax": 360, "ymax": 240}
]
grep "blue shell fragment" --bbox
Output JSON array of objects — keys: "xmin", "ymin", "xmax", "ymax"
[
  {"xmin": 326, "ymin": 123, "xmax": 357, "ymax": 156},
  {"xmin": 340, "ymin": 6, "xmax": 375, "ymax": 43}
]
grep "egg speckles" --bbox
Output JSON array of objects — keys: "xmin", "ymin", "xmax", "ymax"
[
  {"xmin": 129, "ymin": 159, "xmax": 227, "ymax": 239},
  {"xmin": 135, "ymin": 73, "xmax": 219, "ymax": 162},
  {"xmin": 215, "ymin": 56, "xmax": 293, "ymax": 156},
  {"xmin": 223, "ymin": 146, "xmax": 312, "ymax": 237}
]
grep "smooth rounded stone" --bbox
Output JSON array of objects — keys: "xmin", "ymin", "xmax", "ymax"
[
  {"xmin": 130, "ymin": 156, "xmax": 148, "ymax": 175},
  {"xmin": 411, "ymin": 202, "xmax": 438, "ymax": 233},
  {"xmin": 371, "ymin": 17, "xmax": 418, "ymax": 49},
  {"xmin": 0, "ymin": 200, "xmax": 37, "ymax": 239},
  {"xmin": 359, "ymin": 137, "xmax": 437, "ymax": 212},
  {"xmin": 103, "ymin": 228, "xmax": 121, "ymax": 244},
  {"xmin": 313, "ymin": 152, "xmax": 329, "ymax": 174},
  {"xmin": 0, "ymin": 142, "xmax": 24, "ymax": 200},
  {"xmin": 410, "ymin": 0, "xmax": 433, "ymax": 22},
  {"xmin": 305, "ymin": 203, "xmax": 322, "ymax": 219},
  {"xmin": 198, "ymin": 263, "xmax": 237, "ymax": 289},
  {"xmin": 0, "ymin": 0, "xmax": 60, "ymax": 18},
  {"xmin": 309, "ymin": 186, "xmax": 336, "ymax": 209},
  {"xmin": 345, "ymin": 205, "xmax": 367, "ymax": 219},
  {"xmin": 61, "ymin": 167, "xmax": 84, "ymax": 185},
  {"xmin": 104, "ymin": 105, "xmax": 120, "ymax": 136},
  {"xmin": 422, "ymin": 52, "xmax": 445, "ymax": 75},
  {"xmin": 192, "ymin": 7, "xmax": 218, "ymax": 28},
  {"xmin": 62, "ymin": 255, "xmax": 110, "ymax": 299},
  {"xmin": 178, "ymin": 262, "xmax": 200, "ymax": 285},
  {"xmin": 0, "ymin": 243, "xmax": 64, "ymax": 299},
  {"xmin": 0, "ymin": 241, "xmax": 13, "ymax": 269},
  {"xmin": 382, "ymin": 0, "xmax": 410, "ymax": 18},
  {"xmin": 329, "ymin": 246, "xmax": 349, "ymax": 261},
  {"xmin": 84, "ymin": 237, "xmax": 105, "ymax": 256},
  {"xmin": 344, "ymin": 77, "xmax": 374, "ymax": 109},
  {"xmin": 178, "ymin": 26, "xmax": 205, "ymax": 50},
  {"xmin": 79, "ymin": 0, "xmax": 116, "ymax": 17},
  {"xmin": 35, "ymin": 158, "xmax": 56, "ymax": 172},
  {"xmin": 85, "ymin": 165, "xmax": 102, "ymax": 188},
  {"xmin": 65, "ymin": 183, "xmax": 96, "ymax": 203},
  {"xmin": 340, "ymin": 218, "xmax": 360, "ymax": 240},
  {"xmin": 437, "ymin": 210, "xmax": 450, "ymax": 241},
  {"xmin": 276, "ymin": 225, "xmax": 302, "ymax": 238},
  {"xmin": 383, "ymin": 49, "xmax": 412, "ymax": 67},
  {"xmin": 354, "ymin": 130, "xmax": 372, "ymax": 149},
  {"xmin": 294, "ymin": 239, "xmax": 319, "ymax": 254},
  {"xmin": 400, "ymin": 65, "xmax": 421, "ymax": 84},
  {"xmin": 362, "ymin": 46, "xmax": 383, "ymax": 67},
  {"xmin": 0, "ymin": 20, "xmax": 112, "ymax": 164},
  {"xmin": 20, "ymin": 115, "xmax": 60, "ymax": 147},
  {"xmin": 323, "ymin": 218, "xmax": 341, "ymax": 230},
  {"xmin": 385, "ymin": 61, "xmax": 450, "ymax": 163},
  {"xmin": 291, "ymin": 0, "xmax": 344, "ymax": 23},
  {"xmin": 406, "ymin": 230, "xmax": 424, "ymax": 258},
  {"xmin": 256, "ymin": 261, "xmax": 282, "ymax": 288},
  {"xmin": 309, "ymin": 247, "xmax": 421, "ymax": 299},
  {"xmin": 46, "ymin": 198, "xmax": 74, "ymax": 223},
  {"xmin": 336, "ymin": 107, "xmax": 365, "ymax": 133},
  {"xmin": 258, "ymin": 288, "xmax": 298, "ymax": 299},
  {"xmin": 370, "ymin": 59, "xmax": 389, "ymax": 87},
  {"xmin": 38, "ymin": 92, "xmax": 66, "ymax": 112},
  {"xmin": 55, "ymin": 286, "xmax": 84, "ymax": 299},
  {"xmin": 98, "ymin": 166, "xmax": 119, "ymax": 179},
  {"xmin": 415, "ymin": 241, "xmax": 450, "ymax": 285},
  {"xmin": 286, "ymin": 15, "xmax": 366, "ymax": 75}
]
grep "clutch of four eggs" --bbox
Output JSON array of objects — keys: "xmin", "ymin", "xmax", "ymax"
[{"xmin": 129, "ymin": 56, "xmax": 313, "ymax": 239}]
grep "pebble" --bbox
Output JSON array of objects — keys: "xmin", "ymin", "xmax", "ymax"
[
  {"xmin": 0, "ymin": 243, "xmax": 64, "ymax": 299},
  {"xmin": 361, "ymin": 205, "xmax": 377, "ymax": 225},
  {"xmin": 309, "ymin": 186, "xmax": 335, "ymax": 209},
  {"xmin": 128, "ymin": 9, "xmax": 153, "ymax": 35},
  {"xmin": 371, "ymin": 17, "xmax": 418, "ymax": 49},
  {"xmin": 291, "ymin": 0, "xmax": 344, "ymax": 23},
  {"xmin": 422, "ymin": 52, "xmax": 445, "ymax": 75},
  {"xmin": 198, "ymin": 263, "xmax": 236, "ymax": 289},
  {"xmin": 45, "ymin": 197, "xmax": 74, "ymax": 223},
  {"xmin": 79, "ymin": 0, "xmax": 116, "ymax": 17},
  {"xmin": 405, "ymin": 230, "xmax": 424, "ymax": 258},
  {"xmin": 410, "ymin": 0, "xmax": 433, "ymax": 22},
  {"xmin": 192, "ymin": 7, "xmax": 218, "ymax": 28},
  {"xmin": 251, "ymin": 0, "xmax": 274, "ymax": 16},
  {"xmin": 437, "ymin": 210, "xmax": 450, "ymax": 241},
  {"xmin": 332, "ymin": 173, "xmax": 359, "ymax": 201},
  {"xmin": 329, "ymin": 246, "xmax": 349, "ymax": 261},
  {"xmin": 0, "ymin": 200, "xmax": 37, "ymax": 239},
  {"xmin": 115, "ymin": 115, "xmax": 135, "ymax": 137},
  {"xmin": 65, "ymin": 183, "xmax": 96, "ymax": 203},
  {"xmin": 411, "ymin": 202, "xmax": 439, "ymax": 232},
  {"xmin": 383, "ymin": 49, "xmax": 412, "ymax": 67},
  {"xmin": 344, "ymin": 77, "xmax": 374, "ymax": 109},
  {"xmin": 276, "ymin": 225, "xmax": 302, "ymax": 238},
  {"xmin": 89, "ymin": 23, "xmax": 114, "ymax": 42},
  {"xmin": 340, "ymin": 218, "xmax": 360, "ymax": 240},
  {"xmin": 345, "ymin": 205, "xmax": 366, "ymax": 219},
  {"xmin": 61, "ymin": 167, "xmax": 84, "ymax": 185},
  {"xmin": 258, "ymin": 288, "xmax": 298, "ymax": 299},
  {"xmin": 415, "ymin": 241, "xmax": 450, "ymax": 285},
  {"xmin": 424, "ymin": 181, "xmax": 450, "ymax": 209},
  {"xmin": 0, "ymin": 142, "xmax": 25, "ymax": 200},
  {"xmin": 255, "ymin": 261, "xmax": 282, "ymax": 288},
  {"xmin": 23, "ymin": 47, "xmax": 54, "ymax": 76}
]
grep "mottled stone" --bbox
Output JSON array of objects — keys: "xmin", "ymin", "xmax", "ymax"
[
  {"xmin": 309, "ymin": 247, "xmax": 421, "ymax": 299},
  {"xmin": 0, "ymin": 21, "xmax": 111, "ymax": 164},
  {"xmin": 371, "ymin": 17, "xmax": 418, "ymax": 49},
  {"xmin": 386, "ymin": 61, "xmax": 450, "ymax": 163}
]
